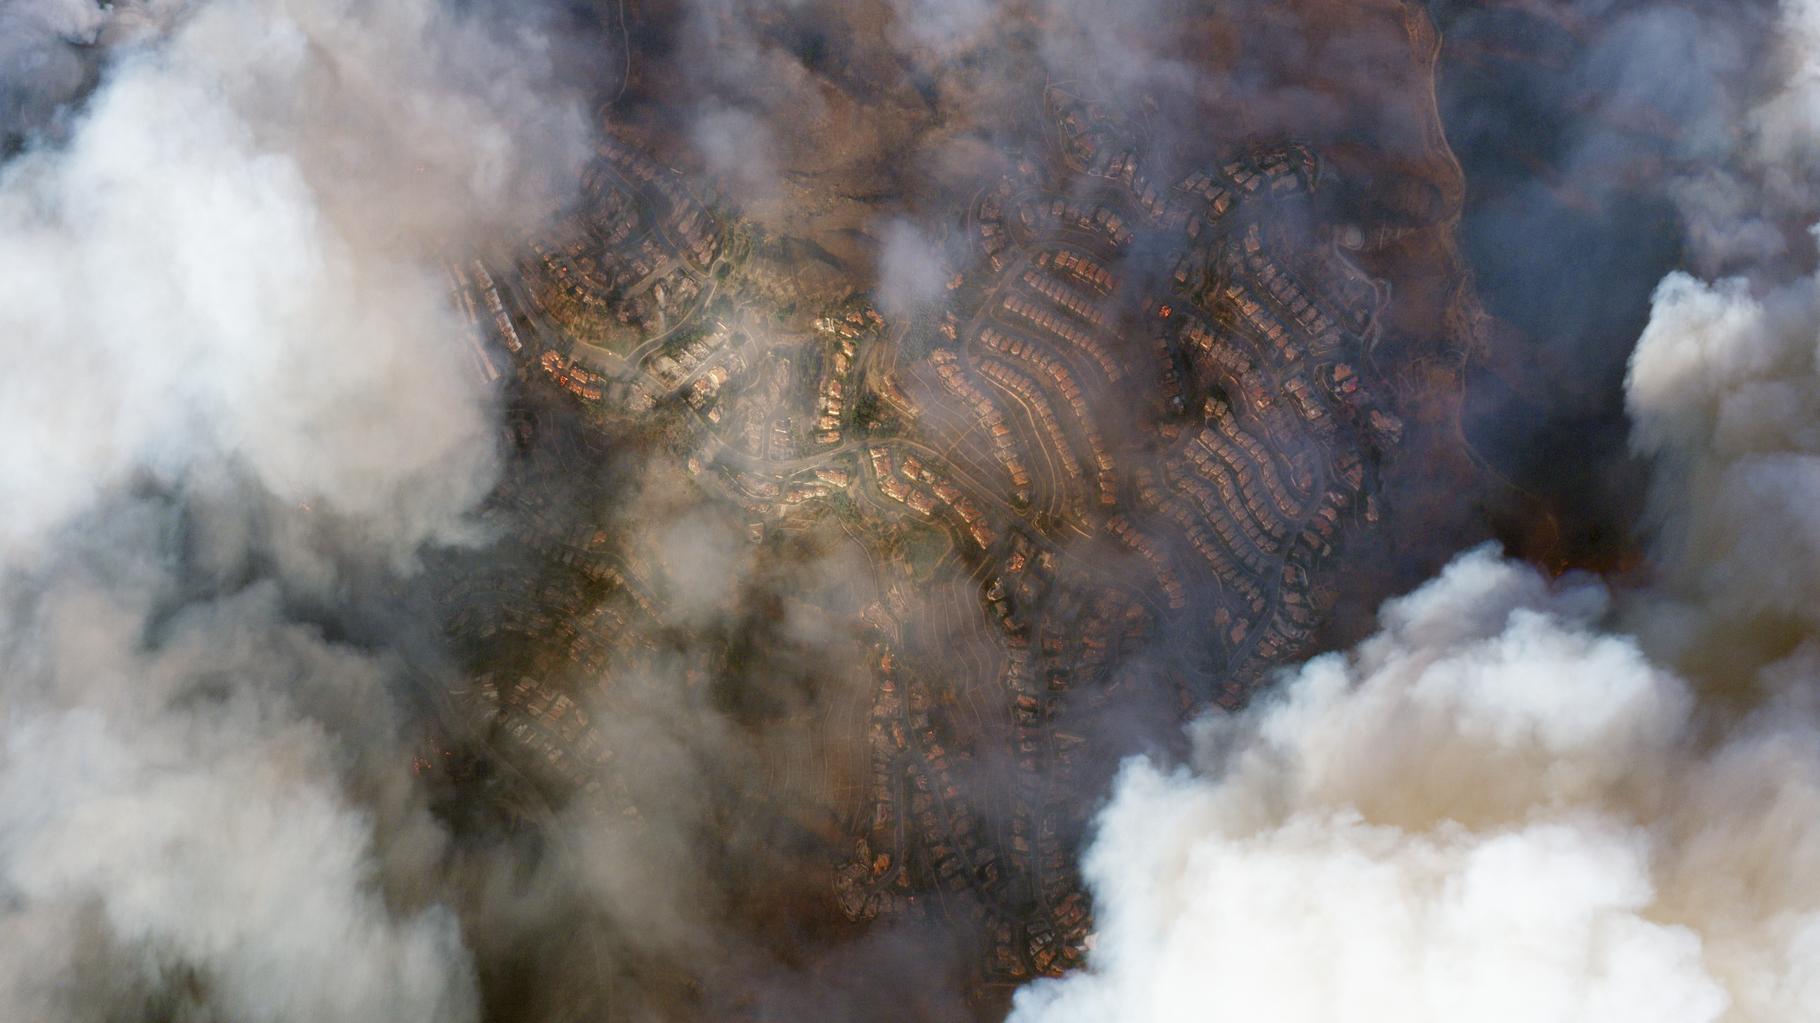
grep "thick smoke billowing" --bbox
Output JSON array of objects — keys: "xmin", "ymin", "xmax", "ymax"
[
  {"xmin": 1011, "ymin": 548, "xmax": 1820, "ymax": 1022},
  {"xmin": 0, "ymin": 0, "xmax": 591, "ymax": 561},
  {"xmin": 1010, "ymin": 2, "xmax": 1820, "ymax": 1020},
  {"xmin": 0, "ymin": 0, "xmax": 591, "ymax": 1017}
]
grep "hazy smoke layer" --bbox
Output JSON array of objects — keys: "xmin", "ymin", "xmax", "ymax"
[
  {"xmin": 0, "ymin": 0, "xmax": 589, "ymax": 1018},
  {"xmin": 1010, "ymin": 2, "xmax": 1820, "ymax": 1019}
]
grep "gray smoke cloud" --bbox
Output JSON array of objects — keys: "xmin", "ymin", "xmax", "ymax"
[
  {"xmin": 1, "ymin": 518, "xmax": 479, "ymax": 1021},
  {"xmin": 1439, "ymin": 0, "xmax": 1775, "ymax": 567},
  {"xmin": 0, "ymin": 0, "xmax": 593, "ymax": 1017},
  {"xmin": 1008, "ymin": 1, "xmax": 1820, "ymax": 1019},
  {"xmin": 885, "ymin": 0, "xmax": 996, "ymax": 58},
  {"xmin": 0, "ymin": 0, "xmax": 109, "ymax": 145}
]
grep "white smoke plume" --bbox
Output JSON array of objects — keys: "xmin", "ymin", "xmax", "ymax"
[
  {"xmin": 1627, "ymin": 269, "xmax": 1820, "ymax": 629},
  {"xmin": 874, "ymin": 219, "xmax": 952, "ymax": 322},
  {"xmin": 0, "ymin": 0, "xmax": 592, "ymax": 1018},
  {"xmin": 0, "ymin": 0, "xmax": 590, "ymax": 564},
  {"xmin": 1010, "ymin": 547, "xmax": 1820, "ymax": 1022},
  {"xmin": 1009, "ymin": 1, "xmax": 1820, "ymax": 1020}
]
